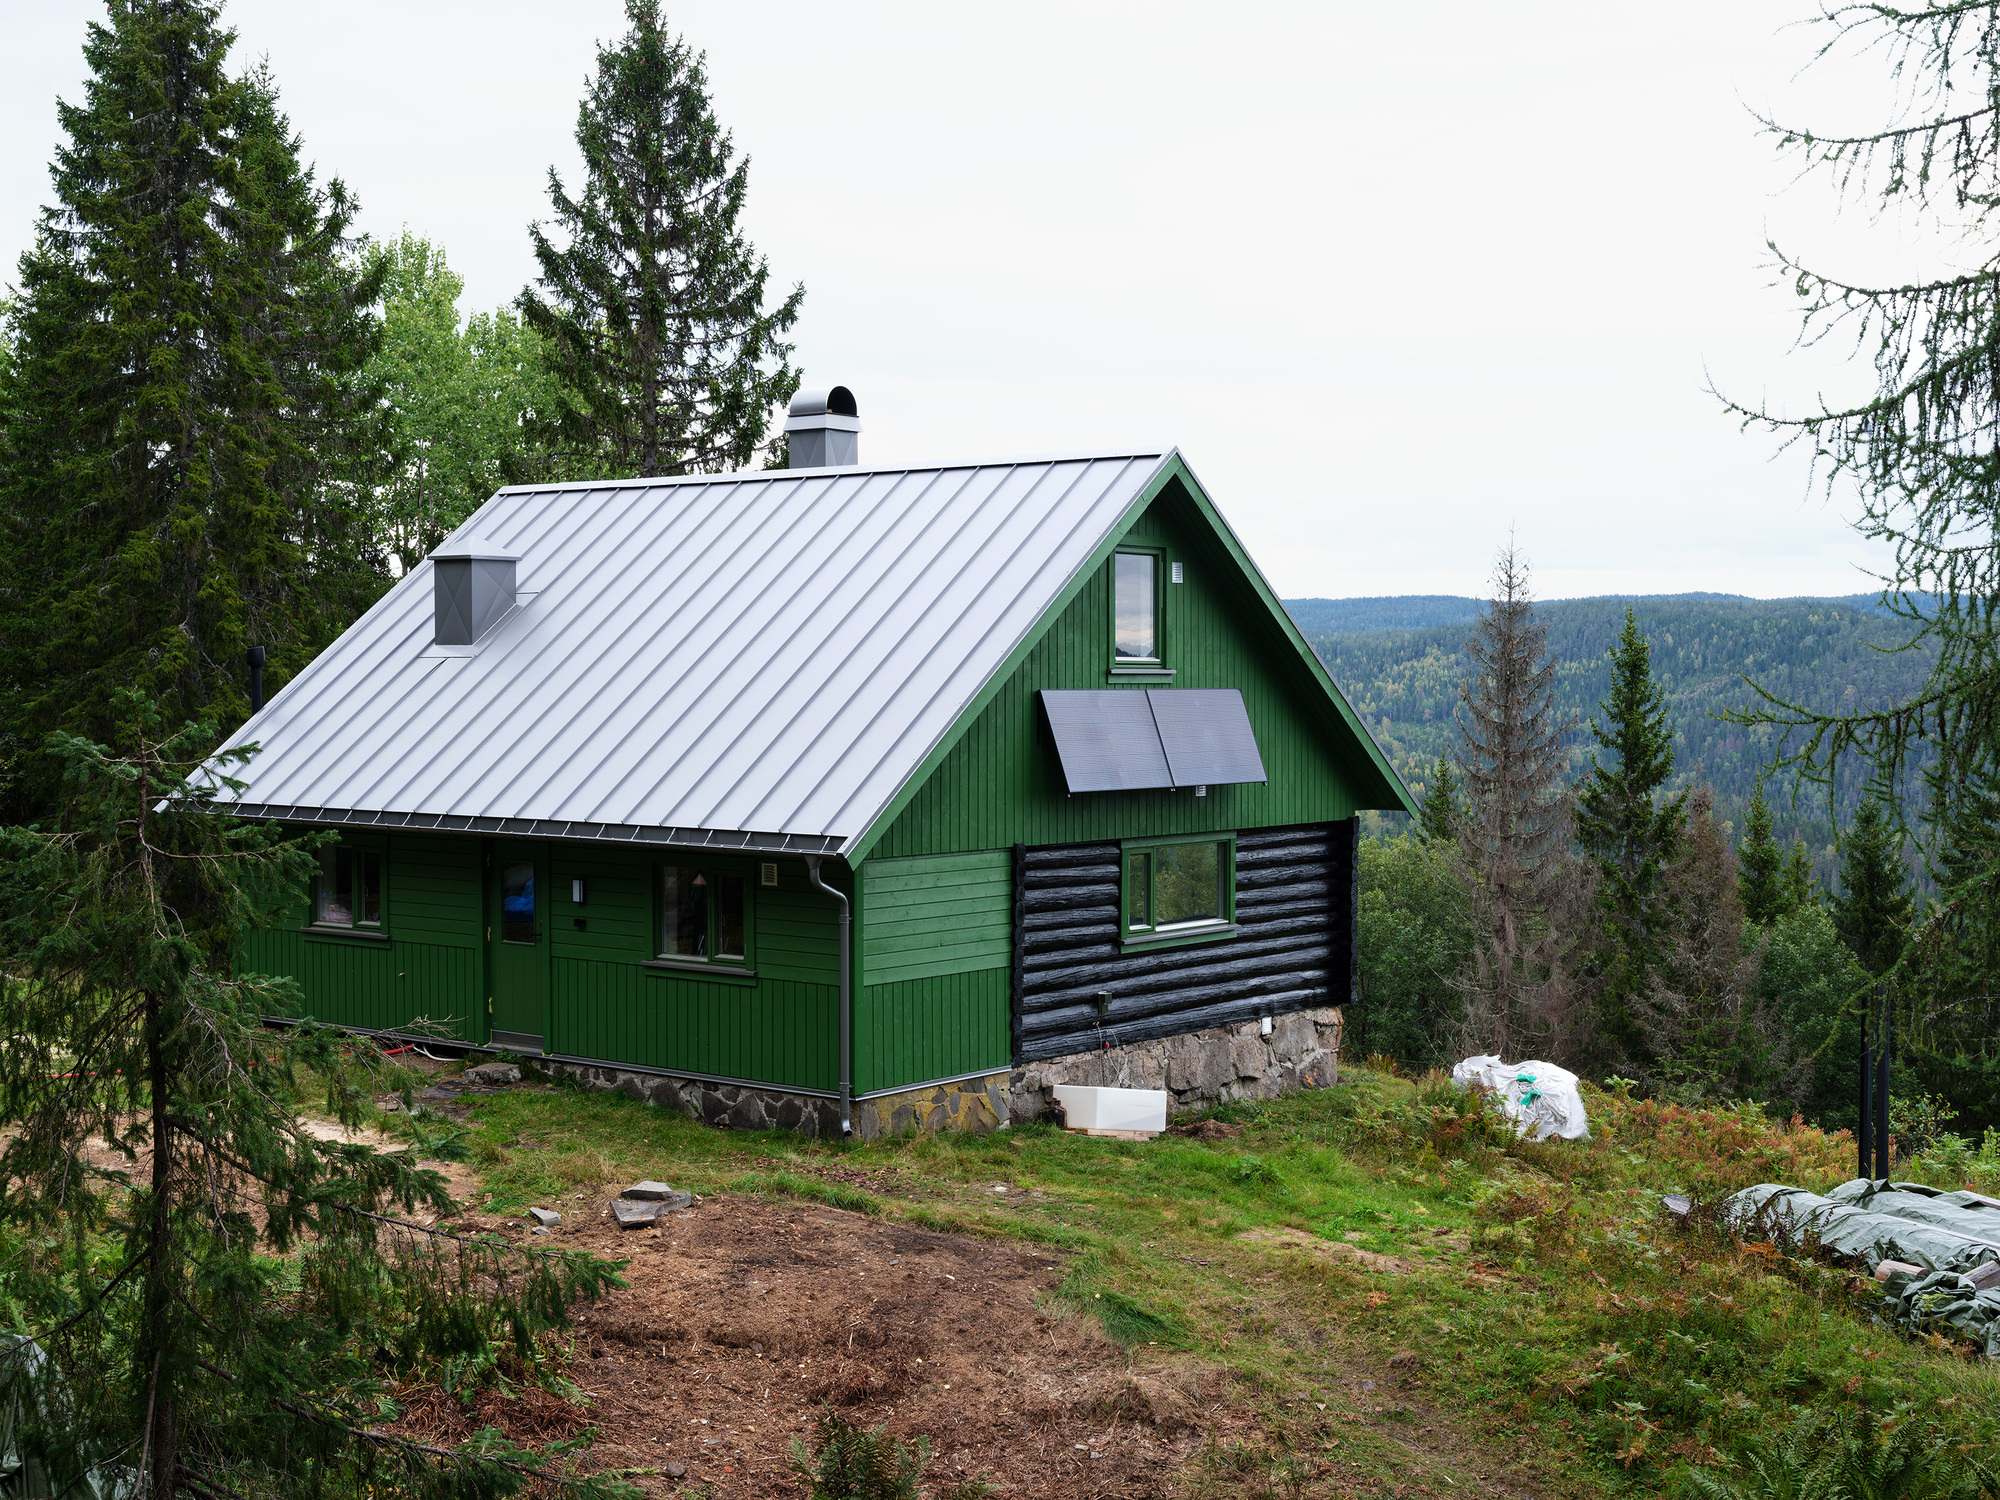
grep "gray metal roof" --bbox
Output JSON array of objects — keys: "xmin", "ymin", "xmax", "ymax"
[{"xmin": 216, "ymin": 451, "xmax": 1178, "ymax": 855}]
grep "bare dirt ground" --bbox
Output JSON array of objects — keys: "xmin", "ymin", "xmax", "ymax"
[{"xmin": 393, "ymin": 1195, "xmax": 1235, "ymax": 1498}]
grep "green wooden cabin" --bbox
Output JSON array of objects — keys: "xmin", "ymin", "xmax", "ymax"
[{"xmin": 223, "ymin": 393, "xmax": 1412, "ymax": 1134}]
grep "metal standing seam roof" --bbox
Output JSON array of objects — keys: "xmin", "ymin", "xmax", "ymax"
[{"xmin": 215, "ymin": 451, "xmax": 1194, "ymax": 855}]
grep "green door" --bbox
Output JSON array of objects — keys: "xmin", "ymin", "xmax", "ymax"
[{"xmin": 491, "ymin": 845, "xmax": 547, "ymax": 1053}]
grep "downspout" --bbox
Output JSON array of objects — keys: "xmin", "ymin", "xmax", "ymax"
[{"xmin": 804, "ymin": 856, "xmax": 853, "ymax": 1137}]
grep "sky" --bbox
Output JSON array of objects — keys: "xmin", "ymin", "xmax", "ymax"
[{"xmin": 0, "ymin": 0, "xmax": 1936, "ymax": 600}]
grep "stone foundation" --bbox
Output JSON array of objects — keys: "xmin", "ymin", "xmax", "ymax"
[
  {"xmin": 1008, "ymin": 1005, "xmax": 1343, "ymax": 1124},
  {"xmin": 531, "ymin": 1059, "xmax": 1009, "ymax": 1141},
  {"xmin": 531, "ymin": 1008, "xmax": 1340, "ymax": 1139},
  {"xmin": 849, "ymin": 1073, "xmax": 1009, "ymax": 1141},
  {"xmin": 537, "ymin": 1060, "xmax": 847, "ymax": 1137}
]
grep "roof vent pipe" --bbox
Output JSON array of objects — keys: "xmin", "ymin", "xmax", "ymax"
[
  {"xmin": 785, "ymin": 386, "xmax": 860, "ymax": 469},
  {"xmin": 431, "ymin": 537, "xmax": 518, "ymax": 646}
]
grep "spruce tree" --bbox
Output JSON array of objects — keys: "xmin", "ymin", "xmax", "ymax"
[
  {"xmin": 1415, "ymin": 754, "xmax": 1466, "ymax": 844},
  {"xmin": 1738, "ymin": 781, "xmax": 1788, "ymax": 923},
  {"xmin": 1834, "ymin": 794, "xmax": 1913, "ymax": 975},
  {"xmin": 0, "ymin": 4, "xmax": 386, "ymax": 818},
  {"xmin": 1575, "ymin": 608, "xmax": 1688, "ymax": 1063},
  {"xmin": 0, "ymin": 701, "xmax": 628, "ymax": 1497},
  {"xmin": 1456, "ymin": 546, "xmax": 1584, "ymax": 1059},
  {"xmin": 519, "ymin": 0, "xmax": 803, "ymax": 478}
]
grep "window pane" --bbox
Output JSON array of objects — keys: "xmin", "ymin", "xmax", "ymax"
[
  {"xmin": 1114, "ymin": 552, "xmax": 1156, "ymax": 659},
  {"xmin": 1125, "ymin": 851, "xmax": 1150, "ymax": 931},
  {"xmin": 660, "ymin": 866, "xmax": 709, "ymax": 957},
  {"xmin": 316, "ymin": 847, "xmax": 354, "ymax": 927},
  {"xmin": 358, "ymin": 851, "xmax": 382, "ymax": 926},
  {"xmin": 715, "ymin": 875, "xmax": 746, "ymax": 960},
  {"xmin": 501, "ymin": 861, "xmax": 536, "ymax": 943},
  {"xmin": 1154, "ymin": 842, "xmax": 1222, "ymax": 926}
]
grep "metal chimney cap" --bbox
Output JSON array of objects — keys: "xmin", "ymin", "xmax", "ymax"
[
  {"xmin": 788, "ymin": 385, "xmax": 858, "ymax": 419},
  {"xmin": 430, "ymin": 535, "xmax": 517, "ymax": 562}
]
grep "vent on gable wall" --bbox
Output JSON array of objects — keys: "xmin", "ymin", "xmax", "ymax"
[{"xmin": 431, "ymin": 536, "xmax": 518, "ymax": 646}]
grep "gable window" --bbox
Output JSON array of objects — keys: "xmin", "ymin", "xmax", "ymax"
[
  {"xmin": 1113, "ymin": 550, "xmax": 1159, "ymax": 662},
  {"xmin": 314, "ymin": 845, "xmax": 383, "ymax": 929},
  {"xmin": 1121, "ymin": 835, "xmax": 1235, "ymax": 947},
  {"xmin": 657, "ymin": 865, "xmax": 748, "ymax": 964}
]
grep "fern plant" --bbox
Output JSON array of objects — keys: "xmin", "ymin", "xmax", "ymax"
[{"xmin": 1686, "ymin": 1408, "xmax": 1998, "ymax": 1500}]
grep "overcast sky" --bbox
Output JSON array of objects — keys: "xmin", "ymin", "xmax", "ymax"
[{"xmin": 3, "ymin": 0, "xmax": 1923, "ymax": 600}]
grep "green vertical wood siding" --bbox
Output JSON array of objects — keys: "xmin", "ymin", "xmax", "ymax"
[
  {"xmin": 868, "ymin": 482, "xmax": 1365, "ymax": 858},
  {"xmin": 854, "ymin": 969, "xmax": 1011, "ymax": 1095},
  {"xmin": 550, "ymin": 960, "xmax": 837, "ymax": 1091},
  {"xmin": 860, "ymin": 852, "xmax": 1010, "ymax": 985},
  {"xmin": 242, "ymin": 832, "xmax": 842, "ymax": 1091}
]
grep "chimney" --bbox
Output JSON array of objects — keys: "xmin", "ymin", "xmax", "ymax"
[
  {"xmin": 785, "ymin": 386, "xmax": 860, "ymax": 468},
  {"xmin": 431, "ymin": 536, "xmax": 518, "ymax": 646}
]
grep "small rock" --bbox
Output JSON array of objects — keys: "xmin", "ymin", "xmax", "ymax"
[
  {"xmin": 462, "ymin": 1061, "xmax": 522, "ymax": 1086},
  {"xmin": 612, "ymin": 1197, "xmax": 672, "ymax": 1229},
  {"xmin": 531, "ymin": 1226, "xmax": 551, "ymax": 1236},
  {"xmin": 527, "ymin": 1206, "xmax": 561, "ymax": 1228},
  {"xmin": 376, "ymin": 1095, "xmax": 404, "ymax": 1113},
  {"xmin": 665, "ymin": 1462, "xmax": 685, "ymax": 1478},
  {"xmin": 1386, "ymin": 1350, "xmax": 1420, "ymax": 1372},
  {"xmin": 624, "ymin": 1181, "xmax": 692, "ymax": 1206}
]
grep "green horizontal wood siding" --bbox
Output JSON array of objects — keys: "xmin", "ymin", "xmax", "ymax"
[
  {"xmin": 860, "ymin": 851, "xmax": 1011, "ymax": 986},
  {"xmin": 855, "ymin": 969, "xmax": 1010, "ymax": 1095},
  {"xmin": 870, "ymin": 483, "xmax": 1367, "ymax": 858}
]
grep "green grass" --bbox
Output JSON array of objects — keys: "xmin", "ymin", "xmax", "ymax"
[{"xmin": 441, "ymin": 1070, "xmax": 2000, "ymax": 1496}]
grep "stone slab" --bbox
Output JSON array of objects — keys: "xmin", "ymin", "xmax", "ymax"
[
  {"xmin": 527, "ymin": 1206, "xmax": 560, "ymax": 1227},
  {"xmin": 463, "ymin": 1061, "xmax": 522, "ymax": 1086},
  {"xmin": 624, "ymin": 1180, "xmax": 687, "ymax": 1202},
  {"xmin": 612, "ymin": 1196, "xmax": 675, "ymax": 1229}
]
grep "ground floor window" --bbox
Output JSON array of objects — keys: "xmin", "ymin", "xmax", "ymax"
[
  {"xmin": 314, "ymin": 844, "xmax": 383, "ymax": 929},
  {"xmin": 657, "ymin": 864, "xmax": 749, "ymax": 964},
  {"xmin": 1121, "ymin": 834, "xmax": 1233, "ymax": 944}
]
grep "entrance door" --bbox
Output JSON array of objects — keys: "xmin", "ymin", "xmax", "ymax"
[{"xmin": 490, "ymin": 845, "xmax": 547, "ymax": 1053}]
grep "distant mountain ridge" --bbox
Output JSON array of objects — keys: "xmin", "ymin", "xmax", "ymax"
[
  {"xmin": 1283, "ymin": 593, "xmax": 1897, "ymax": 635},
  {"xmin": 1287, "ymin": 593, "xmax": 1935, "ymax": 887}
]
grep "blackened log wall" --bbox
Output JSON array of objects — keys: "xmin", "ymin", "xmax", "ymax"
[{"xmin": 1014, "ymin": 819, "xmax": 1358, "ymax": 1063}]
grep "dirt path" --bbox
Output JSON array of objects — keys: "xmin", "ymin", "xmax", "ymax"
[{"xmin": 394, "ymin": 1195, "xmax": 1228, "ymax": 1498}]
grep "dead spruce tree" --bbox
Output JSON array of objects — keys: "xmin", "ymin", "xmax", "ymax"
[{"xmin": 1455, "ymin": 547, "xmax": 1587, "ymax": 1060}]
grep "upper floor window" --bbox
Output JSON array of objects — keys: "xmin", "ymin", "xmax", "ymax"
[
  {"xmin": 1113, "ymin": 550, "xmax": 1159, "ymax": 662},
  {"xmin": 658, "ymin": 865, "xmax": 748, "ymax": 964},
  {"xmin": 315, "ymin": 845, "xmax": 382, "ymax": 928}
]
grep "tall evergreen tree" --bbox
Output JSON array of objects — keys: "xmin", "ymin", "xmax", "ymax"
[
  {"xmin": 0, "ymin": 702, "xmax": 627, "ymax": 1497},
  {"xmin": 1834, "ymin": 794, "xmax": 1913, "ymax": 976},
  {"xmin": 1575, "ymin": 607, "xmax": 1688, "ymax": 1063},
  {"xmin": 0, "ymin": 4, "xmax": 386, "ymax": 818},
  {"xmin": 1738, "ymin": 781, "xmax": 1788, "ymax": 923},
  {"xmin": 1415, "ymin": 753, "xmax": 1466, "ymax": 844},
  {"xmin": 519, "ymin": 0, "xmax": 803, "ymax": 478},
  {"xmin": 1455, "ymin": 546, "xmax": 1584, "ymax": 1059}
]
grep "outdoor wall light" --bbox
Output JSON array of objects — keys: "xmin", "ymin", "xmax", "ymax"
[{"xmin": 571, "ymin": 878, "xmax": 585, "ymax": 904}]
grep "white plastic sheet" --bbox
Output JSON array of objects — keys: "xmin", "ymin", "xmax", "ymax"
[{"xmin": 1451, "ymin": 1055, "xmax": 1591, "ymax": 1141}]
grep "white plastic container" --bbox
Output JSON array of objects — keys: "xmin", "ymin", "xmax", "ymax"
[{"xmin": 1053, "ymin": 1084, "xmax": 1169, "ymax": 1134}]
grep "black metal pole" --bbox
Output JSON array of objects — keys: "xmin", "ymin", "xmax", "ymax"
[
  {"xmin": 1858, "ymin": 1001, "xmax": 1873, "ymax": 1180},
  {"xmin": 246, "ymin": 645, "xmax": 266, "ymax": 714},
  {"xmin": 1875, "ymin": 984, "xmax": 1892, "ymax": 1178}
]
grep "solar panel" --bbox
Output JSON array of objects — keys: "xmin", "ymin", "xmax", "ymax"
[
  {"xmin": 1039, "ymin": 690, "xmax": 1173, "ymax": 793},
  {"xmin": 1149, "ymin": 688, "xmax": 1268, "ymax": 787},
  {"xmin": 1039, "ymin": 688, "xmax": 1266, "ymax": 793}
]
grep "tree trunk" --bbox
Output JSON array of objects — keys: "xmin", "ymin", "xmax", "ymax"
[{"xmin": 141, "ymin": 990, "xmax": 177, "ymax": 1495}]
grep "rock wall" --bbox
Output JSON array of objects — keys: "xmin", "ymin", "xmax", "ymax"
[{"xmin": 1008, "ymin": 1005, "xmax": 1343, "ymax": 1123}]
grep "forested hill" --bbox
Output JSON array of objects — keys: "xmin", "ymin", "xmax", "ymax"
[{"xmin": 1288, "ymin": 594, "xmax": 1935, "ymax": 885}]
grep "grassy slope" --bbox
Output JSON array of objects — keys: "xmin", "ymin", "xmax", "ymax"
[{"xmin": 432, "ymin": 1067, "xmax": 2000, "ymax": 1496}]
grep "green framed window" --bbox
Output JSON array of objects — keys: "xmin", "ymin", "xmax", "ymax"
[
  {"xmin": 655, "ymin": 862, "xmax": 752, "ymax": 967},
  {"xmin": 313, "ymin": 841, "xmax": 384, "ymax": 930},
  {"xmin": 1112, "ymin": 548, "xmax": 1164, "ymax": 665},
  {"xmin": 1121, "ymin": 834, "xmax": 1235, "ymax": 947}
]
